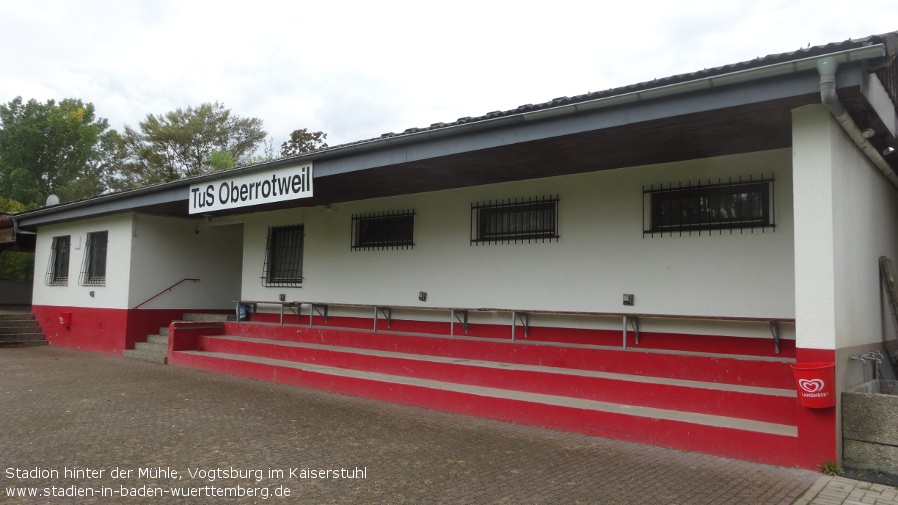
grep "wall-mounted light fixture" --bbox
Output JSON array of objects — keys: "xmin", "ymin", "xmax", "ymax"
[
  {"xmin": 279, "ymin": 293, "xmax": 286, "ymax": 301},
  {"xmin": 623, "ymin": 294, "xmax": 634, "ymax": 306},
  {"xmin": 418, "ymin": 291, "xmax": 427, "ymax": 302}
]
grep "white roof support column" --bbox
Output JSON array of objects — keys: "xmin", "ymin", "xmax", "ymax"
[{"xmin": 792, "ymin": 104, "xmax": 839, "ymax": 353}]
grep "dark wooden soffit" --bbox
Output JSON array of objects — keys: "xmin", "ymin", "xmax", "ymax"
[
  {"xmin": 185, "ymin": 92, "xmax": 820, "ymax": 218},
  {"xmin": 53, "ymin": 86, "xmax": 891, "ymax": 222}
]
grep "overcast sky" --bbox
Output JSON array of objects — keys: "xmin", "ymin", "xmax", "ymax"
[{"xmin": 2, "ymin": 0, "xmax": 897, "ymax": 151}]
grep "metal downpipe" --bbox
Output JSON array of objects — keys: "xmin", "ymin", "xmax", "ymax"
[{"xmin": 817, "ymin": 56, "xmax": 898, "ymax": 189}]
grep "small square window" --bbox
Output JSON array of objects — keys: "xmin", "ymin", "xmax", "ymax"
[
  {"xmin": 471, "ymin": 196, "xmax": 559, "ymax": 244},
  {"xmin": 45, "ymin": 235, "xmax": 70, "ymax": 286},
  {"xmin": 352, "ymin": 210, "xmax": 415, "ymax": 250}
]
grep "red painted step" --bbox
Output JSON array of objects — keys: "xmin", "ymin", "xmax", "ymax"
[
  {"xmin": 222, "ymin": 324, "xmax": 796, "ymax": 389},
  {"xmin": 198, "ymin": 335, "xmax": 797, "ymax": 425},
  {"xmin": 169, "ymin": 349, "xmax": 803, "ymax": 468}
]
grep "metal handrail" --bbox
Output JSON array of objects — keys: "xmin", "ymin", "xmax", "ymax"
[{"xmin": 132, "ymin": 278, "xmax": 200, "ymax": 310}]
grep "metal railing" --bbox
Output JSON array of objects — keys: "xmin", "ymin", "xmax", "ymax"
[{"xmin": 131, "ymin": 278, "xmax": 200, "ymax": 310}]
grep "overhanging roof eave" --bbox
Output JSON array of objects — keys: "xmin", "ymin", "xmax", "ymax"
[
  {"xmin": 14, "ymin": 184, "xmax": 189, "ymax": 230},
  {"xmin": 13, "ymin": 43, "xmax": 892, "ymax": 230}
]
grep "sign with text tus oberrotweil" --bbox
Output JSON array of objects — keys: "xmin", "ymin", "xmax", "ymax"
[{"xmin": 189, "ymin": 163, "xmax": 313, "ymax": 214}]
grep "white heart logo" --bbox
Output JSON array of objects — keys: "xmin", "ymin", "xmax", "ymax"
[{"xmin": 798, "ymin": 378, "xmax": 825, "ymax": 393}]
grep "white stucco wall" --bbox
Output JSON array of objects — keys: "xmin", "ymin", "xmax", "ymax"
[
  {"xmin": 32, "ymin": 214, "xmax": 134, "ymax": 309},
  {"xmin": 236, "ymin": 150, "xmax": 795, "ymax": 336},
  {"xmin": 32, "ymin": 213, "xmax": 244, "ymax": 312},
  {"xmin": 793, "ymin": 105, "xmax": 898, "ymax": 351},
  {"xmin": 127, "ymin": 215, "xmax": 243, "ymax": 310},
  {"xmin": 832, "ymin": 130, "xmax": 898, "ymax": 351}
]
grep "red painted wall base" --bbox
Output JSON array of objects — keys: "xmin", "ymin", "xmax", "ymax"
[
  {"xmin": 33, "ymin": 305, "xmax": 131, "ymax": 354},
  {"xmin": 31, "ymin": 305, "xmax": 220, "ymax": 354},
  {"xmin": 794, "ymin": 348, "xmax": 838, "ymax": 467}
]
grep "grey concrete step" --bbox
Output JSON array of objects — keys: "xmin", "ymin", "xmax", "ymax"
[
  {"xmin": 135, "ymin": 341, "xmax": 167, "ymax": 352},
  {"xmin": 123, "ymin": 337, "xmax": 168, "ymax": 364},
  {"xmin": 182, "ymin": 313, "xmax": 233, "ymax": 322},
  {"xmin": 0, "ymin": 332, "xmax": 46, "ymax": 342},
  {"xmin": 122, "ymin": 347, "xmax": 167, "ymax": 364},
  {"xmin": 0, "ymin": 340, "xmax": 48, "ymax": 348},
  {"xmin": 0, "ymin": 313, "xmax": 46, "ymax": 347},
  {"xmin": 147, "ymin": 334, "xmax": 169, "ymax": 345},
  {"xmin": 0, "ymin": 320, "xmax": 41, "ymax": 332},
  {"xmin": 122, "ymin": 312, "xmax": 234, "ymax": 364},
  {"xmin": 121, "ymin": 312, "xmax": 232, "ymax": 365}
]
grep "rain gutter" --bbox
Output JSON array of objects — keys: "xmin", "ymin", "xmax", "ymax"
[
  {"xmin": 816, "ymin": 54, "xmax": 898, "ymax": 188},
  {"xmin": 320, "ymin": 45, "xmax": 889, "ymax": 156}
]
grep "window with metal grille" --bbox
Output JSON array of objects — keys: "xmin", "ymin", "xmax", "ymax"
[
  {"xmin": 79, "ymin": 231, "xmax": 108, "ymax": 286},
  {"xmin": 643, "ymin": 176, "xmax": 775, "ymax": 236},
  {"xmin": 45, "ymin": 235, "xmax": 70, "ymax": 286},
  {"xmin": 471, "ymin": 195, "xmax": 559, "ymax": 244},
  {"xmin": 262, "ymin": 225, "xmax": 304, "ymax": 287},
  {"xmin": 352, "ymin": 210, "xmax": 415, "ymax": 250}
]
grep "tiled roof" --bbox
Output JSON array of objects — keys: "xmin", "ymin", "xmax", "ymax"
[{"xmin": 322, "ymin": 31, "xmax": 897, "ymax": 151}]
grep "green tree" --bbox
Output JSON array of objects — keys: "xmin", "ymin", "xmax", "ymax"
[
  {"xmin": 0, "ymin": 97, "xmax": 115, "ymax": 205},
  {"xmin": 243, "ymin": 136, "xmax": 278, "ymax": 165},
  {"xmin": 116, "ymin": 102, "xmax": 267, "ymax": 187},
  {"xmin": 280, "ymin": 128, "xmax": 328, "ymax": 157},
  {"xmin": 0, "ymin": 197, "xmax": 36, "ymax": 281},
  {"xmin": 0, "ymin": 197, "xmax": 33, "ymax": 213},
  {"xmin": 0, "ymin": 250, "xmax": 34, "ymax": 282},
  {"xmin": 208, "ymin": 150, "xmax": 236, "ymax": 171}
]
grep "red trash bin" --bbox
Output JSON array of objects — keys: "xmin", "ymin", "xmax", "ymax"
[{"xmin": 790, "ymin": 362, "xmax": 836, "ymax": 408}]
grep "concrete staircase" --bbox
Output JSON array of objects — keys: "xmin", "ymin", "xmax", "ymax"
[
  {"xmin": 0, "ymin": 312, "xmax": 47, "ymax": 348},
  {"xmin": 168, "ymin": 323, "xmax": 807, "ymax": 467},
  {"xmin": 122, "ymin": 313, "xmax": 232, "ymax": 364},
  {"xmin": 122, "ymin": 327, "xmax": 171, "ymax": 364}
]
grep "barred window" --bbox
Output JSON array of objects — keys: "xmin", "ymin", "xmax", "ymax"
[
  {"xmin": 263, "ymin": 225, "xmax": 304, "ymax": 287},
  {"xmin": 45, "ymin": 235, "xmax": 70, "ymax": 286},
  {"xmin": 79, "ymin": 231, "xmax": 108, "ymax": 286},
  {"xmin": 352, "ymin": 210, "xmax": 414, "ymax": 250},
  {"xmin": 644, "ymin": 177, "xmax": 774, "ymax": 236},
  {"xmin": 471, "ymin": 196, "xmax": 559, "ymax": 244}
]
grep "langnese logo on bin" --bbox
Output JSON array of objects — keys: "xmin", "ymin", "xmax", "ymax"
[{"xmin": 798, "ymin": 378, "xmax": 827, "ymax": 396}]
